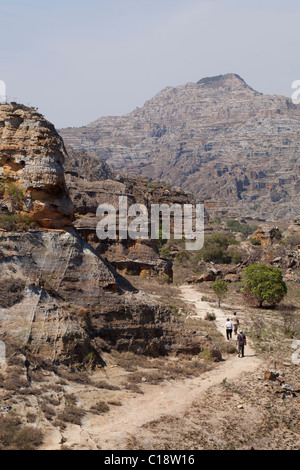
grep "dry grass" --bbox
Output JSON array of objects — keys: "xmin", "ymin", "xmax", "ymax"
[
  {"xmin": 0, "ymin": 278, "xmax": 25, "ymax": 308},
  {"xmin": 0, "ymin": 414, "xmax": 43, "ymax": 450},
  {"xmin": 127, "ymin": 275, "xmax": 195, "ymax": 317},
  {"xmin": 92, "ymin": 380, "xmax": 121, "ymax": 390},
  {"xmin": 55, "ymin": 367, "xmax": 94, "ymax": 385},
  {"xmin": 57, "ymin": 401, "xmax": 86, "ymax": 426},
  {"xmin": 4, "ymin": 366, "xmax": 30, "ymax": 391},
  {"xmin": 89, "ymin": 401, "xmax": 110, "ymax": 415}
]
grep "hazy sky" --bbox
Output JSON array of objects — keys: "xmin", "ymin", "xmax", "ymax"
[{"xmin": 0, "ymin": 0, "xmax": 299, "ymax": 128}]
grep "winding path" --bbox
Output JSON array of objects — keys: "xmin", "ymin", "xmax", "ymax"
[{"xmin": 45, "ymin": 285, "xmax": 262, "ymax": 450}]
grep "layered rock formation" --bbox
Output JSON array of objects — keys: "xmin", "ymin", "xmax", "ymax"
[
  {"xmin": 0, "ymin": 103, "xmax": 221, "ymax": 364},
  {"xmin": 60, "ymin": 73, "xmax": 300, "ymax": 221},
  {"xmin": 0, "ymin": 229, "xmax": 221, "ymax": 363},
  {"xmin": 0, "ymin": 103, "xmax": 73, "ymax": 228},
  {"xmin": 64, "ymin": 148, "xmax": 198, "ymax": 279}
]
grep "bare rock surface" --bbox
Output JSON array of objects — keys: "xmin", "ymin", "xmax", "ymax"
[
  {"xmin": 0, "ymin": 103, "xmax": 73, "ymax": 228},
  {"xmin": 60, "ymin": 73, "xmax": 300, "ymax": 221},
  {"xmin": 0, "ymin": 104, "xmax": 220, "ymax": 365},
  {"xmin": 64, "ymin": 148, "xmax": 197, "ymax": 279}
]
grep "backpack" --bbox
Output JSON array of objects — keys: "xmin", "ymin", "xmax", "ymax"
[{"xmin": 238, "ymin": 333, "xmax": 246, "ymax": 345}]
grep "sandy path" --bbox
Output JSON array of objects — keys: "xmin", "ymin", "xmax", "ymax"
[
  {"xmin": 71, "ymin": 285, "xmax": 261, "ymax": 450},
  {"xmin": 179, "ymin": 284, "xmax": 244, "ymax": 338}
]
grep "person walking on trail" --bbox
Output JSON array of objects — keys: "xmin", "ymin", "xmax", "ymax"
[
  {"xmin": 226, "ymin": 318, "xmax": 233, "ymax": 340},
  {"xmin": 233, "ymin": 312, "xmax": 239, "ymax": 335},
  {"xmin": 237, "ymin": 331, "xmax": 247, "ymax": 357}
]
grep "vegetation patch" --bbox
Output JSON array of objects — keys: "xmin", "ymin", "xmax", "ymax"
[
  {"xmin": 0, "ymin": 413, "xmax": 43, "ymax": 450},
  {"xmin": 0, "ymin": 213, "xmax": 31, "ymax": 231},
  {"xmin": 0, "ymin": 278, "xmax": 26, "ymax": 308}
]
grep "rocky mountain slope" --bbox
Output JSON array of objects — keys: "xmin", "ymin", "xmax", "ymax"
[
  {"xmin": 60, "ymin": 73, "xmax": 300, "ymax": 221},
  {"xmin": 64, "ymin": 147, "xmax": 200, "ymax": 279},
  {"xmin": 0, "ymin": 103, "xmax": 221, "ymax": 366}
]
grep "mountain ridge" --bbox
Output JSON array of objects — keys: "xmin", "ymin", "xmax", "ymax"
[{"xmin": 60, "ymin": 74, "xmax": 300, "ymax": 221}]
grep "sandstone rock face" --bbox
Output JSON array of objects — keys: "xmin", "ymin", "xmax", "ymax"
[
  {"xmin": 250, "ymin": 226, "xmax": 282, "ymax": 247},
  {"xmin": 0, "ymin": 103, "xmax": 73, "ymax": 228},
  {"xmin": 0, "ymin": 229, "xmax": 220, "ymax": 363},
  {"xmin": 64, "ymin": 146, "xmax": 115, "ymax": 182},
  {"xmin": 285, "ymin": 217, "xmax": 300, "ymax": 237},
  {"xmin": 64, "ymin": 160, "xmax": 172, "ymax": 279},
  {"xmin": 0, "ymin": 105, "xmax": 221, "ymax": 364},
  {"xmin": 60, "ymin": 73, "xmax": 300, "ymax": 221},
  {"xmin": 64, "ymin": 149, "xmax": 199, "ymax": 279}
]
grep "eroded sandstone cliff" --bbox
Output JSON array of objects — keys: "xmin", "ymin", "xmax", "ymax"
[
  {"xmin": 0, "ymin": 103, "xmax": 221, "ymax": 365},
  {"xmin": 0, "ymin": 103, "xmax": 73, "ymax": 228},
  {"xmin": 60, "ymin": 73, "xmax": 300, "ymax": 221}
]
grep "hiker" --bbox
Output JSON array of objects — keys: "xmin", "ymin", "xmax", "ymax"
[
  {"xmin": 237, "ymin": 331, "xmax": 247, "ymax": 357},
  {"xmin": 225, "ymin": 318, "xmax": 233, "ymax": 340},
  {"xmin": 233, "ymin": 312, "xmax": 239, "ymax": 335}
]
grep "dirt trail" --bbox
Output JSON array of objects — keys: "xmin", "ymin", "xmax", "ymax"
[
  {"xmin": 58, "ymin": 285, "xmax": 260, "ymax": 450},
  {"xmin": 51, "ymin": 286, "xmax": 260, "ymax": 450},
  {"xmin": 179, "ymin": 285, "xmax": 246, "ymax": 338}
]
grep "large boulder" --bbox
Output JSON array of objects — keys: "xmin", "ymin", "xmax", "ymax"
[{"xmin": 0, "ymin": 103, "xmax": 74, "ymax": 228}]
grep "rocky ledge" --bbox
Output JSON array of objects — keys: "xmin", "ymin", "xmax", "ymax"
[{"xmin": 0, "ymin": 103, "xmax": 222, "ymax": 365}]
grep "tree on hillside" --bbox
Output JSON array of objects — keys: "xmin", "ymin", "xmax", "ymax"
[
  {"xmin": 197, "ymin": 233, "xmax": 238, "ymax": 263},
  {"xmin": 226, "ymin": 219, "xmax": 258, "ymax": 236},
  {"xmin": 212, "ymin": 280, "xmax": 228, "ymax": 307},
  {"xmin": 242, "ymin": 263, "xmax": 287, "ymax": 308}
]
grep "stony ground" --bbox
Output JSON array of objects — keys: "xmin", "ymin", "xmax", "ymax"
[{"xmin": 0, "ymin": 278, "xmax": 299, "ymax": 450}]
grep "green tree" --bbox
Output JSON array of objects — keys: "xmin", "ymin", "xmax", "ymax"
[
  {"xmin": 227, "ymin": 219, "xmax": 258, "ymax": 236},
  {"xmin": 197, "ymin": 233, "xmax": 238, "ymax": 263},
  {"xmin": 0, "ymin": 178, "xmax": 26, "ymax": 211},
  {"xmin": 242, "ymin": 263, "xmax": 287, "ymax": 308},
  {"xmin": 212, "ymin": 280, "xmax": 228, "ymax": 307}
]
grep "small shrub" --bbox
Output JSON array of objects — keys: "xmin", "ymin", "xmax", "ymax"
[
  {"xmin": 205, "ymin": 311, "xmax": 216, "ymax": 321},
  {"xmin": 148, "ymin": 182, "xmax": 159, "ymax": 189},
  {"xmin": 196, "ymin": 233, "xmax": 238, "ymax": 263},
  {"xmin": 159, "ymin": 246, "xmax": 172, "ymax": 260},
  {"xmin": 282, "ymin": 312, "xmax": 299, "ymax": 338},
  {"xmin": 0, "ymin": 213, "xmax": 31, "ymax": 231},
  {"xmin": 212, "ymin": 280, "xmax": 228, "ymax": 307},
  {"xmin": 41, "ymin": 404, "xmax": 56, "ymax": 421},
  {"xmin": 0, "ymin": 278, "xmax": 25, "ymax": 308},
  {"xmin": 0, "ymin": 179, "xmax": 26, "ymax": 211},
  {"xmin": 90, "ymin": 401, "xmax": 110, "ymax": 415},
  {"xmin": 108, "ymin": 400, "xmax": 122, "ymax": 407},
  {"xmin": 197, "ymin": 348, "xmax": 213, "ymax": 363},
  {"xmin": 57, "ymin": 400, "xmax": 85, "ymax": 426},
  {"xmin": 157, "ymin": 273, "xmax": 171, "ymax": 285},
  {"xmin": 230, "ymin": 251, "xmax": 242, "ymax": 264},
  {"xmin": 93, "ymin": 380, "xmax": 121, "ymax": 391},
  {"xmin": 0, "ymin": 414, "xmax": 43, "ymax": 450},
  {"xmin": 282, "ymin": 234, "xmax": 300, "ymax": 248},
  {"xmin": 250, "ymin": 238, "xmax": 261, "ymax": 246},
  {"xmin": 56, "ymin": 368, "xmax": 93, "ymax": 385},
  {"xmin": 175, "ymin": 250, "xmax": 190, "ymax": 263},
  {"xmin": 210, "ymin": 217, "xmax": 221, "ymax": 225},
  {"xmin": 227, "ymin": 220, "xmax": 258, "ymax": 236}
]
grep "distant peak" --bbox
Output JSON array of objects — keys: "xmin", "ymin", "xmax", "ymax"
[{"xmin": 197, "ymin": 73, "xmax": 255, "ymax": 91}]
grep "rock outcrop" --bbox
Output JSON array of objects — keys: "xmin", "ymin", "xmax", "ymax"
[
  {"xmin": 0, "ymin": 229, "xmax": 221, "ymax": 363},
  {"xmin": 250, "ymin": 226, "xmax": 282, "ymax": 247},
  {"xmin": 60, "ymin": 73, "xmax": 300, "ymax": 221},
  {"xmin": 0, "ymin": 104, "xmax": 221, "ymax": 364},
  {"xmin": 64, "ymin": 148, "xmax": 199, "ymax": 279},
  {"xmin": 0, "ymin": 103, "xmax": 74, "ymax": 228}
]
